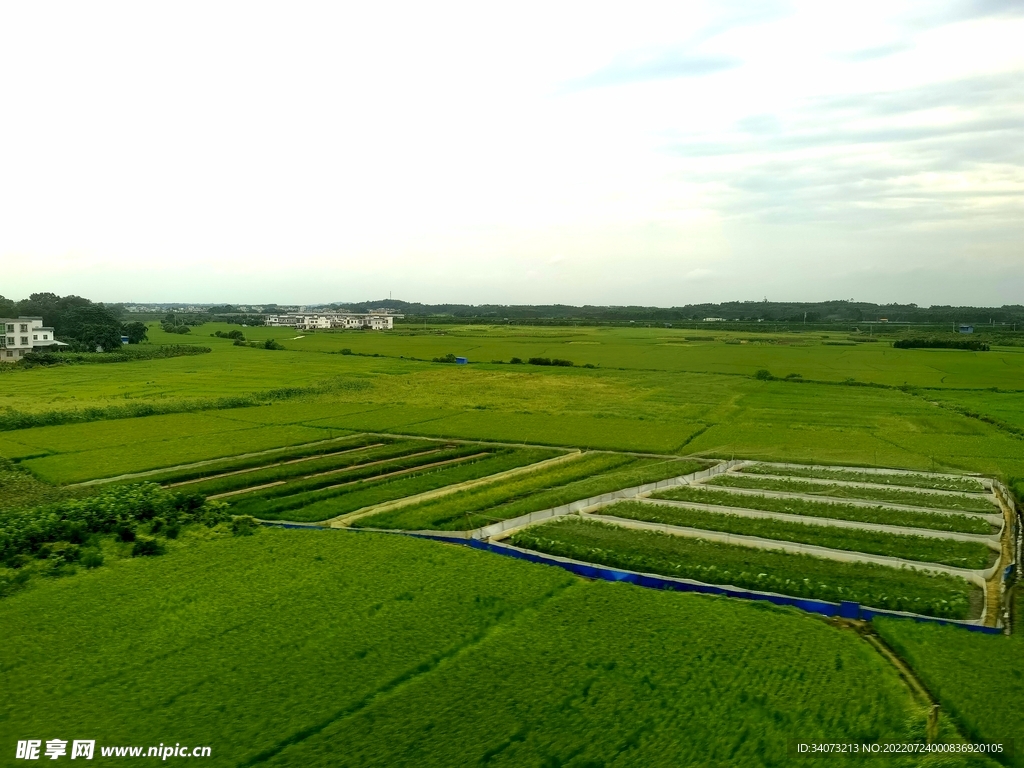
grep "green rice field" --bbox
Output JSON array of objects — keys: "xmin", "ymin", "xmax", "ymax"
[
  {"xmin": 1, "ymin": 320, "xmax": 1020, "ymax": 765},
  {"xmin": 0, "ymin": 528, "xmax": 989, "ymax": 767}
]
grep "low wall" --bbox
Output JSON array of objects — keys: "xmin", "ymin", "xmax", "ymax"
[
  {"xmin": 754, "ymin": 461, "xmax": 992, "ymax": 490},
  {"xmin": 628, "ymin": 498, "xmax": 1001, "ymax": 549},
  {"xmin": 473, "ymin": 460, "xmax": 743, "ymax": 541},
  {"xmin": 588, "ymin": 512, "xmax": 994, "ymax": 588}
]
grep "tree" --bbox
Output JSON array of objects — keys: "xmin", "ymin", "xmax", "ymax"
[{"xmin": 122, "ymin": 321, "xmax": 148, "ymax": 344}]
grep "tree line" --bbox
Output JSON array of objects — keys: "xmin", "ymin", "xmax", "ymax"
[{"xmin": 0, "ymin": 293, "xmax": 147, "ymax": 351}]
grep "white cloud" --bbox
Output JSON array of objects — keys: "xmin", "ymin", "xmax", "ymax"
[{"xmin": 0, "ymin": 0, "xmax": 1021, "ymax": 305}]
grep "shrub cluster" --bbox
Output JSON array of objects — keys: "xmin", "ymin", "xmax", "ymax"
[
  {"xmin": 161, "ymin": 323, "xmax": 192, "ymax": 334},
  {"xmin": 234, "ymin": 339, "xmax": 285, "ymax": 350},
  {"xmin": 0, "ymin": 483, "xmax": 230, "ymax": 567},
  {"xmin": 213, "ymin": 329, "xmax": 245, "ymax": 340},
  {"xmin": 893, "ymin": 338, "xmax": 989, "ymax": 351},
  {"xmin": 20, "ymin": 346, "xmax": 210, "ymax": 367},
  {"xmin": 433, "ymin": 353, "xmax": 459, "ymax": 363},
  {"xmin": 527, "ymin": 357, "xmax": 573, "ymax": 367}
]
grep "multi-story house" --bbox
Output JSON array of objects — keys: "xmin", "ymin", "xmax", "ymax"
[{"xmin": 0, "ymin": 317, "xmax": 63, "ymax": 363}]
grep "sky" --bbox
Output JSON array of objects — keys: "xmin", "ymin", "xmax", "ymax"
[{"xmin": 1, "ymin": 0, "xmax": 1022, "ymax": 307}]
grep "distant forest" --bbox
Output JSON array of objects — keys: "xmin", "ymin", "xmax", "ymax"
[
  {"xmin": 325, "ymin": 299, "xmax": 1024, "ymax": 326},
  {"xmin": 5, "ymin": 294, "xmax": 1023, "ymax": 330}
]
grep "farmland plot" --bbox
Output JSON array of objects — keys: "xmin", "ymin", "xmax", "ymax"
[{"xmin": 499, "ymin": 461, "xmax": 1003, "ymax": 621}]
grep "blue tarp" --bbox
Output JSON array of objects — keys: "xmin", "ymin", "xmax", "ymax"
[{"xmin": 264, "ymin": 524, "xmax": 1003, "ymax": 635}]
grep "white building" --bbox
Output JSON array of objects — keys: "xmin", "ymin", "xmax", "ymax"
[
  {"xmin": 266, "ymin": 312, "xmax": 400, "ymax": 330},
  {"xmin": 1, "ymin": 317, "xmax": 65, "ymax": 363}
]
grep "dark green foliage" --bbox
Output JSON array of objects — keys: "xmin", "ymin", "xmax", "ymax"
[
  {"xmin": 131, "ymin": 537, "xmax": 165, "ymax": 557},
  {"xmin": 80, "ymin": 549, "xmax": 104, "ymax": 568},
  {"xmin": 121, "ymin": 321, "xmax": 148, "ymax": 344},
  {"xmin": 432, "ymin": 353, "xmax": 458, "ymax": 363},
  {"xmin": 754, "ymin": 368, "xmax": 774, "ymax": 380},
  {"xmin": 213, "ymin": 329, "xmax": 245, "ymax": 340},
  {"xmin": 161, "ymin": 323, "xmax": 192, "ymax": 334},
  {"xmin": 263, "ymin": 339, "xmax": 284, "ymax": 350},
  {"xmin": 509, "ymin": 357, "xmax": 524, "ymax": 364},
  {"xmin": 893, "ymin": 338, "xmax": 989, "ymax": 351},
  {"xmin": 510, "ymin": 517, "xmax": 974, "ymax": 619},
  {"xmin": 20, "ymin": 345, "xmax": 210, "ymax": 367},
  {"xmin": 230, "ymin": 515, "xmax": 258, "ymax": 536},
  {"xmin": 0, "ymin": 483, "xmax": 227, "ymax": 566},
  {"xmin": 527, "ymin": 357, "xmax": 573, "ymax": 366}
]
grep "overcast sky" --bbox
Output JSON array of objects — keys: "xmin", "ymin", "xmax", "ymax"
[{"xmin": 1, "ymin": 1, "xmax": 1022, "ymax": 306}]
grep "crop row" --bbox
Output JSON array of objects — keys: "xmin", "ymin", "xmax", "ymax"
[
  {"xmin": 171, "ymin": 439, "xmax": 436, "ymax": 496},
  {"xmin": 225, "ymin": 443, "xmax": 491, "ymax": 508},
  {"xmin": 145, "ymin": 433, "xmax": 387, "ymax": 485},
  {"xmin": 707, "ymin": 473, "xmax": 996, "ymax": 513},
  {"xmin": 650, "ymin": 485, "xmax": 992, "ymax": 535},
  {"xmin": 743, "ymin": 463, "xmax": 985, "ymax": 493},
  {"xmin": 256, "ymin": 448, "xmax": 560, "ymax": 522},
  {"xmin": 354, "ymin": 455, "xmax": 705, "ymax": 531},
  {"xmin": 508, "ymin": 517, "xmax": 975, "ymax": 619},
  {"xmin": 597, "ymin": 501, "xmax": 992, "ymax": 569}
]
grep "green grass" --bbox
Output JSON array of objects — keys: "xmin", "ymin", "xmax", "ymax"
[
  {"xmin": 707, "ymin": 473, "xmax": 997, "ymax": 513},
  {"xmin": 264, "ymin": 579, "xmax": 978, "ymax": 768},
  {"xmin": 650, "ymin": 485, "xmax": 993, "ymax": 534},
  {"xmin": 743, "ymin": 463, "xmax": 986, "ymax": 492},
  {"xmin": 0, "ymin": 529, "xmax": 574, "ymax": 766},
  {"xmin": 0, "ymin": 527, "xmax": 985, "ymax": 767},
  {"xmin": 509, "ymin": 517, "xmax": 976, "ymax": 619},
  {"xmin": 255, "ymin": 448, "xmax": 560, "ymax": 522},
  {"xmin": 354, "ymin": 455, "xmax": 704, "ymax": 531},
  {"xmin": 598, "ymin": 501, "xmax": 993, "ymax": 569},
  {"xmin": 876, "ymin": 617, "xmax": 1024, "ymax": 767}
]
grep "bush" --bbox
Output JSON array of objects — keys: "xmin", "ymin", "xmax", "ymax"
[
  {"xmin": 230, "ymin": 515, "xmax": 259, "ymax": 536},
  {"xmin": 81, "ymin": 550, "xmax": 104, "ymax": 569},
  {"xmin": 527, "ymin": 357, "xmax": 573, "ymax": 367},
  {"xmin": 263, "ymin": 339, "xmax": 284, "ymax": 350},
  {"xmin": 341, "ymin": 348, "xmax": 353, "ymax": 355},
  {"xmin": 131, "ymin": 537, "xmax": 165, "ymax": 557},
  {"xmin": 509, "ymin": 357, "xmax": 524, "ymax": 364},
  {"xmin": 0, "ymin": 483, "xmax": 223, "ymax": 565},
  {"xmin": 214, "ymin": 330, "xmax": 245, "ymax": 340},
  {"xmin": 432, "ymin": 354, "xmax": 457, "ymax": 363},
  {"xmin": 893, "ymin": 338, "xmax": 989, "ymax": 351},
  {"xmin": 754, "ymin": 369, "xmax": 774, "ymax": 380}
]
